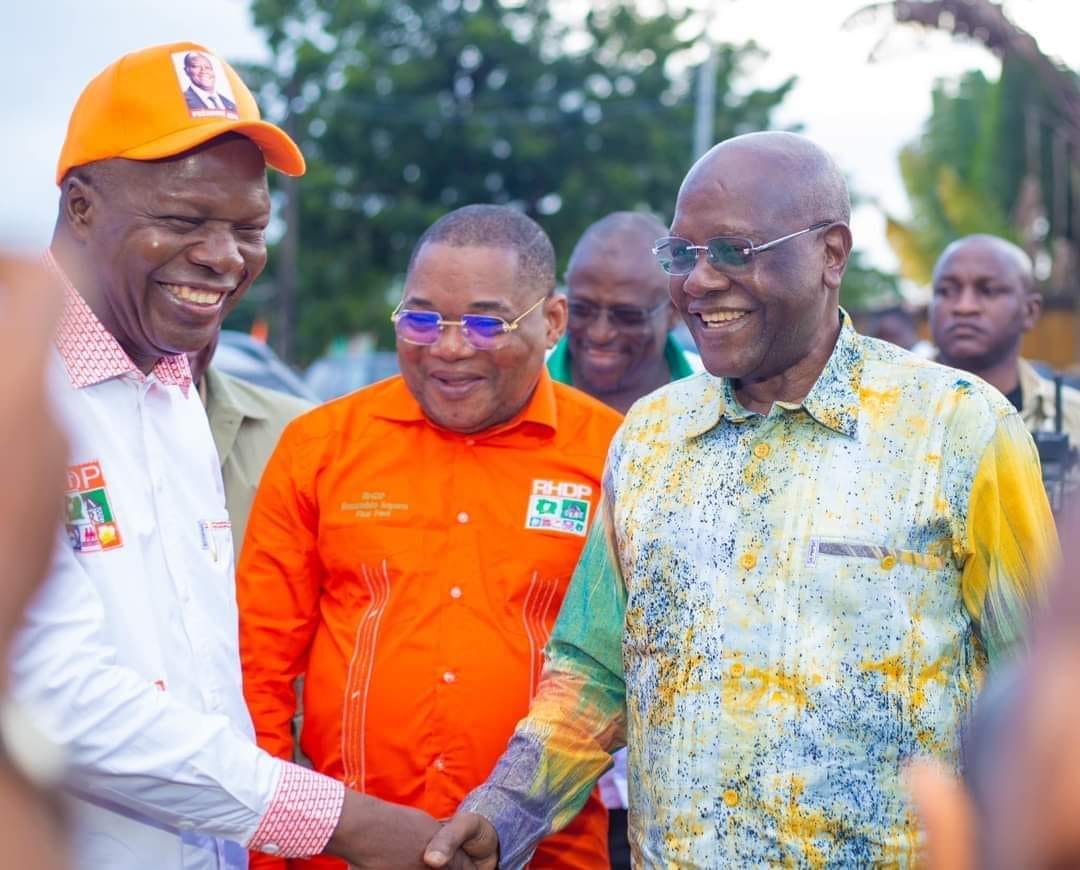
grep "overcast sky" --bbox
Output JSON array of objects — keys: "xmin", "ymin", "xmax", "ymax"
[{"xmin": 4, "ymin": 0, "xmax": 1078, "ymax": 283}]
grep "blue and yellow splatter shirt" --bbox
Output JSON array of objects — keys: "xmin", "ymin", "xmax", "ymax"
[{"xmin": 462, "ymin": 312, "xmax": 1057, "ymax": 868}]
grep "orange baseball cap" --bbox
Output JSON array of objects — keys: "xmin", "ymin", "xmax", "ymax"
[{"xmin": 56, "ymin": 41, "xmax": 305, "ymax": 184}]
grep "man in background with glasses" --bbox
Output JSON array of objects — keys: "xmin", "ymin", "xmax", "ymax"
[
  {"xmin": 238, "ymin": 204, "xmax": 622, "ymax": 870},
  {"xmin": 426, "ymin": 132, "xmax": 1056, "ymax": 868},
  {"xmin": 547, "ymin": 212, "xmax": 702, "ymax": 415}
]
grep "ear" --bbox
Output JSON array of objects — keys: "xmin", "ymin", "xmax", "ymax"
[
  {"xmin": 822, "ymin": 223, "xmax": 853, "ymax": 293},
  {"xmin": 543, "ymin": 293, "xmax": 568, "ymax": 350},
  {"xmin": 61, "ymin": 174, "xmax": 100, "ymax": 243},
  {"xmin": 1022, "ymin": 291, "xmax": 1043, "ymax": 332}
]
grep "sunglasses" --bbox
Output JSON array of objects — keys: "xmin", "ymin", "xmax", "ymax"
[
  {"xmin": 652, "ymin": 221, "xmax": 833, "ymax": 276},
  {"xmin": 391, "ymin": 295, "xmax": 547, "ymax": 350},
  {"xmin": 567, "ymin": 299, "xmax": 670, "ymax": 330}
]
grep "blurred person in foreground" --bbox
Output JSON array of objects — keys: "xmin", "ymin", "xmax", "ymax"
[
  {"xmin": 930, "ymin": 234, "xmax": 1080, "ymax": 509},
  {"xmin": 908, "ymin": 508, "xmax": 1080, "ymax": 869},
  {"xmin": 0, "ymin": 253, "xmax": 70, "ymax": 870},
  {"xmin": 188, "ymin": 336, "xmax": 313, "ymax": 552},
  {"xmin": 547, "ymin": 211, "xmax": 701, "ymax": 414},
  {"xmin": 10, "ymin": 42, "xmax": 473, "ymax": 870},
  {"xmin": 425, "ymin": 132, "xmax": 1056, "ymax": 868},
  {"xmin": 237, "ymin": 204, "xmax": 622, "ymax": 870}
]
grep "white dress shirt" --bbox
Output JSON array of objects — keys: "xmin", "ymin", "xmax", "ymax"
[
  {"xmin": 11, "ymin": 254, "xmax": 343, "ymax": 870},
  {"xmin": 189, "ymin": 82, "xmax": 226, "ymax": 110}
]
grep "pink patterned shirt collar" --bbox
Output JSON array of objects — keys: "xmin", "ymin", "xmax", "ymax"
[{"xmin": 47, "ymin": 250, "xmax": 192, "ymax": 396}]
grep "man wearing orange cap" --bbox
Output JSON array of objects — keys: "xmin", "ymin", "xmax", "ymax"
[{"xmin": 9, "ymin": 43, "xmax": 473, "ymax": 870}]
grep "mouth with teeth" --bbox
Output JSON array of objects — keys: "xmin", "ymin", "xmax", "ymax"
[
  {"xmin": 158, "ymin": 282, "xmax": 229, "ymax": 308},
  {"xmin": 697, "ymin": 309, "xmax": 752, "ymax": 328}
]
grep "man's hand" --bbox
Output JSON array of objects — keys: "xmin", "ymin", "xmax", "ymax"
[
  {"xmin": 424, "ymin": 811, "xmax": 499, "ymax": 870},
  {"xmin": 904, "ymin": 759, "xmax": 976, "ymax": 870},
  {"xmin": 323, "ymin": 790, "xmax": 476, "ymax": 869}
]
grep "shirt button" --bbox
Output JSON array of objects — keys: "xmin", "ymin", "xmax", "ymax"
[
  {"xmin": 880, "ymin": 554, "xmax": 897, "ymax": 570},
  {"xmin": 442, "ymin": 671, "xmax": 456, "ymax": 684},
  {"xmin": 723, "ymin": 789, "xmax": 739, "ymax": 807},
  {"xmin": 456, "ymin": 511, "xmax": 469, "ymax": 524},
  {"xmin": 753, "ymin": 443, "xmax": 771, "ymax": 459},
  {"xmin": 262, "ymin": 843, "xmax": 281, "ymax": 856},
  {"xmin": 450, "ymin": 586, "xmax": 463, "ymax": 599},
  {"xmin": 434, "ymin": 757, "xmax": 446, "ymax": 771},
  {"xmin": 739, "ymin": 552, "xmax": 757, "ymax": 570},
  {"xmin": 729, "ymin": 662, "xmax": 745, "ymax": 678}
]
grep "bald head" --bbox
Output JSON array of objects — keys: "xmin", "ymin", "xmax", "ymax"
[
  {"xmin": 567, "ymin": 211, "xmax": 668, "ymax": 276},
  {"xmin": 681, "ymin": 132, "xmax": 851, "ymax": 229},
  {"xmin": 933, "ymin": 234, "xmax": 1034, "ymax": 292}
]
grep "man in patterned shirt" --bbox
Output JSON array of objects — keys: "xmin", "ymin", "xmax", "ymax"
[{"xmin": 426, "ymin": 131, "xmax": 1057, "ymax": 868}]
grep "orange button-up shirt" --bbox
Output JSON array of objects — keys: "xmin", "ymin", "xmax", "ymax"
[{"xmin": 238, "ymin": 371, "xmax": 622, "ymax": 869}]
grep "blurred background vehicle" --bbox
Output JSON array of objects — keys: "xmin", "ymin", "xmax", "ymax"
[
  {"xmin": 304, "ymin": 350, "xmax": 400, "ymax": 401},
  {"xmin": 212, "ymin": 330, "xmax": 319, "ymax": 401},
  {"xmin": 212, "ymin": 330, "xmax": 401, "ymax": 403}
]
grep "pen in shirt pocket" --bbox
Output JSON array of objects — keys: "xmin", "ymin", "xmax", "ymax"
[{"xmin": 199, "ymin": 520, "xmax": 218, "ymax": 562}]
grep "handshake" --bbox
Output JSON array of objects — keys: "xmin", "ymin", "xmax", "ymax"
[{"xmin": 323, "ymin": 791, "xmax": 501, "ymax": 870}]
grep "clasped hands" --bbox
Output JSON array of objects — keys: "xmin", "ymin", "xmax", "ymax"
[{"xmin": 324, "ymin": 791, "xmax": 498, "ymax": 869}]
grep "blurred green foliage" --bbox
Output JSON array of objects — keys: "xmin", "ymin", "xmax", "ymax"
[{"xmin": 232, "ymin": 0, "xmax": 796, "ymax": 361}]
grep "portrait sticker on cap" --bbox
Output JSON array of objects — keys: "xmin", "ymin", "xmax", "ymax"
[{"xmin": 172, "ymin": 50, "xmax": 239, "ymax": 120}]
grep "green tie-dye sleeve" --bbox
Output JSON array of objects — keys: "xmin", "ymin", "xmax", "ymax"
[{"xmin": 459, "ymin": 495, "xmax": 628, "ymax": 869}]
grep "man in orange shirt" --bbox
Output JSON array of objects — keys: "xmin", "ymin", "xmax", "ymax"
[{"xmin": 238, "ymin": 204, "xmax": 622, "ymax": 869}]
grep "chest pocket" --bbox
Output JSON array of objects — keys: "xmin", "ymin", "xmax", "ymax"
[{"xmin": 803, "ymin": 536, "xmax": 960, "ymax": 659}]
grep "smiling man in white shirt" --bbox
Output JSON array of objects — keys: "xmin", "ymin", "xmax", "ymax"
[{"xmin": 10, "ymin": 41, "xmax": 473, "ymax": 870}]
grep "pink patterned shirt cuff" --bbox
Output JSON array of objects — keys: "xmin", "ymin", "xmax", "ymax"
[{"xmin": 247, "ymin": 762, "xmax": 346, "ymax": 858}]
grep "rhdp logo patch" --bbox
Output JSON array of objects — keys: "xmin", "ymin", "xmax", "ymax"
[
  {"xmin": 65, "ymin": 461, "xmax": 122, "ymax": 553},
  {"xmin": 525, "ymin": 479, "xmax": 592, "ymax": 537}
]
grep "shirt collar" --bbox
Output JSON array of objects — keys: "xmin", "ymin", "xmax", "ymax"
[
  {"xmin": 373, "ymin": 368, "xmax": 559, "ymax": 439},
  {"xmin": 546, "ymin": 332, "xmax": 695, "ymax": 385},
  {"xmin": 1018, "ymin": 357, "xmax": 1056, "ymax": 420},
  {"xmin": 202, "ymin": 366, "xmax": 269, "ymax": 420},
  {"xmin": 47, "ymin": 250, "xmax": 192, "ymax": 396},
  {"xmin": 546, "ymin": 337, "xmax": 573, "ymax": 384},
  {"xmin": 189, "ymin": 83, "xmax": 219, "ymax": 103},
  {"xmin": 799, "ymin": 311, "xmax": 863, "ymax": 438},
  {"xmin": 683, "ymin": 309, "xmax": 863, "ymax": 440}
]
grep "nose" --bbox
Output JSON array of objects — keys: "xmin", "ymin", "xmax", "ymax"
[
  {"xmin": 189, "ymin": 225, "xmax": 246, "ymax": 277},
  {"xmin": 584, "ymin": 309, "xmax": 618, "ymax": 344},
  {"xmin": 950, "ymin": 285, "xmax": 982, "ymax": 315},
  {"xmin": 428, "ymin": 322, "xmax": 476, "ymax": 361},
  {"xmin": 680, "ymin": 254, "xmax": 733, "ymax": 300}
]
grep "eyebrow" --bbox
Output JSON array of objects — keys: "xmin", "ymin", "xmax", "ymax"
[
  {"xmin": 467, "ymin": 300, "xmax": 513, "ymax": 314},
  {"xmin": 403, "ymin": 296, "xmax": 513, "ymax": 315}
]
